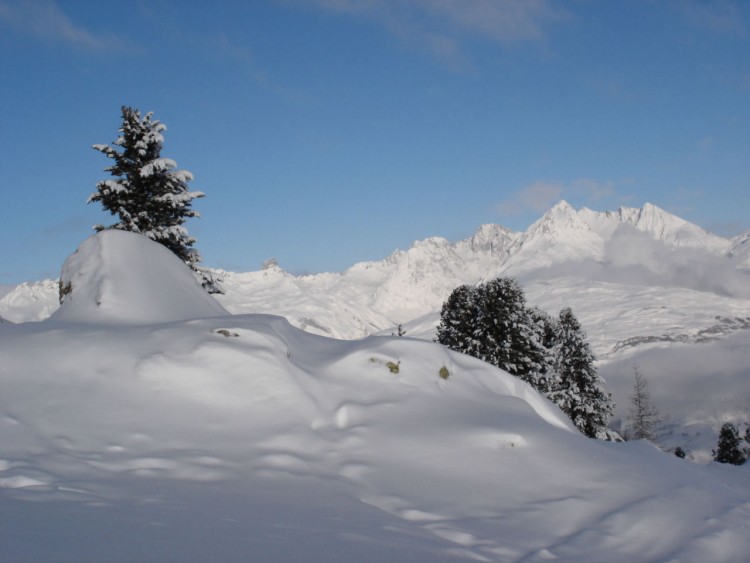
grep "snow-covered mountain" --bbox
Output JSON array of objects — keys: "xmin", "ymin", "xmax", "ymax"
[
  {"xmin": 0, "ymin": 278, "xmax": 59, "ymax": 322},
  {"xmin": 3, "ymin": 230, "xmax": 750, "ymax": 561}
]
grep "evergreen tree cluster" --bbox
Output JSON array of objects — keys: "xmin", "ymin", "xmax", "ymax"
[
  {"xmin": 436, "ymin": 277, "xmax": 615, "ymax": 440},
  {"xmin": 713, "ymin": 423, "xmax": 750, "ymax": 465}
]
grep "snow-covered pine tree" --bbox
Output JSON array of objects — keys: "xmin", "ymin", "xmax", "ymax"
[
  {"xmin": 713, "ymin": 423, "xmax": 747, "ymax": 465},
  {"xmin": 438, "ymin": 278, "xmax": 548, "ymax": 391},
  {"xmin": 437, "ymin": 281, "xmax": 615, "ymax": 440},
  {"xmin": 548, "ymin": 308, "xmax": 615, "ymax": 440},
  {"xmin": 474, "ymin": 278, "xmax": 548, "ymax": 390},
  {"xmin": 436, "ymin": 284, "xmax": 477, "ymax": 354},
  {"xmin": 625, "ymin": 365, "xmax": 661, "ymax": 441},
  {"xmin": 527, "ymin": 306, "xmax": 560, "ymax": 394},
  {"xmin": 89, "ymin": 106, "xmax": 221, "ymax": 292}
]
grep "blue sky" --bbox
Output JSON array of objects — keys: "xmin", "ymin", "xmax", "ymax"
[{"xmin": 1, "ymin": 0, "xmax": 748, "ymax": 284}]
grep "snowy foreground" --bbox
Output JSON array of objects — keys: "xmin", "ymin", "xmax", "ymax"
[{"xmin": 3, "ymin": 231, "xmax": 750, "ymax": 561}]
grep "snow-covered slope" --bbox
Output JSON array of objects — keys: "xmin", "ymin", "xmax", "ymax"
[{"xmin": 3, "ymin": 236, "xmax": 750, "ymax": 561}]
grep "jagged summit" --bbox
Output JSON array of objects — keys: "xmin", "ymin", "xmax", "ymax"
[
  {"xmin": 460, "ymin": 223, "xmax": 519, "ymax": 255},
  {"xmin": 526, "ymin": 200, "xmax": 589, "ymax": 237}
]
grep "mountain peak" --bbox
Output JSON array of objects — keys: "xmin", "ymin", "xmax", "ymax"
[
  {"xmin": 529, "ymin": 200, "xmax": 588, "ymax": 235},
  {"xmin": 549, "ymin": 199, "xmax": 575, "ymax": 213}
]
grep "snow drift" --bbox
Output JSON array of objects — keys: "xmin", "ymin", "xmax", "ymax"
[{"xmin": 51, "ymin": 230, "xmax": 227, "ymax": 324}]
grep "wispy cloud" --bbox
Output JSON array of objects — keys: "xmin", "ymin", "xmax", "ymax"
[
  {"xmin": 210, "ymin": 31, "xmax": 308, "ymax": 103},
  {"xmin": 295, "ymin": 0, "xmax": 568, "ymax": 66},
  {"xmin": 497, "ymin": 181, "xmax": 563, "ymax": 215},
  {"xmin": 676, "ymin": 0, "xmax": 747, "ymax": 37},
  {"xmin": 40, "ymin": 216, "xmax": 91, "ymax": 238},
  {"xmin": 0, "ymin": 0, "xmax": 133, "ymax": 52},
  {"xmin": 414, "ymin": 0, "xmax": 568, "ymax": 44},
  {"xmin": 497, "ymin": 178, "xmax": 622, "ymax": 216}
]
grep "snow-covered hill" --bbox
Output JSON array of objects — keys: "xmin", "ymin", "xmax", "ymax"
[{"xmin": 3, "ymin": 229, "xmax": 750, "ymax": 561}]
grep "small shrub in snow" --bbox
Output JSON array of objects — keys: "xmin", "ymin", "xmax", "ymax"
[
  {"xmin": 214, "ymin": 329, "xmax": 239, "ymax": 338},
  {"xmin": 386, "ymin": 361, "xmax": 400, "ymax": 374},
  {"xmin": 58, "ymin": 280, "xmax": 72, "ymax": 304},
  {"xmin": 439, "ymin": 366, "xmax": 450, "ymax": 380}
]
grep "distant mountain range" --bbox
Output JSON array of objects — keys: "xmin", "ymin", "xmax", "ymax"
[{"xmin": 3, "ymin": 201, "xmax": 749, "ymax": 343}]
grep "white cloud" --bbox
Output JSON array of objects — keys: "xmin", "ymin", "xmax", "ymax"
[
  {"xmin": 295, "ymin": 0, "xmax": 568, "ymax": 65},
  {"xmin": 496, "ymin": 181, "xmax": 562, "ymax": 216},
  {"xmin": 0, "ymin": 0, "xmax": 132, "ymax": 52},
  {"xmin": 497, "ymin": 178, "xmax": 624, "ymax": 217},
  {"xmin": 412, "ymin": 0, "xmax": 567, "ymax": 45},
  {"xmin": 677, "ymin": 0, "xmax": 747, "ymax": 37},
  {"xmin": 526, "ymin": 226, "xmax": 750, "ymax": 299},
  {"xmin": 570, "ymin": 178, "xmax": 616, "ymax": 202}
]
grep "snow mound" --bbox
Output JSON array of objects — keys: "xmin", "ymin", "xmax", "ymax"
[{"xmin": 51, "ymin": 230, "xmax": 227, "ymax": 324}]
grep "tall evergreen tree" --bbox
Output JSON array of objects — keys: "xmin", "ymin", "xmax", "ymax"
[
  {"xmin": 89, "ymin": 106, "xmax": 220, "ymax": 291},
  {"xmin": 713, "ymin": 423, "xmax": 747, "ymax": 465},
  {"xmin": 436, "ymin": 284, "xmax": 477, "ymax": 354},
  {"xmin": 528, "ymin": 306, "xmax": 560, "ymax": 394},
  {"xmin": 472, "ymin": 278, "xmax": 548, "ymax": 390},
  {"xmin": 625, "ymin": 365, "xmax": 661, "ymax": 441},
  {"xmin": 547, "ymin": 308, "xmax": 614, "ymax": 439}
]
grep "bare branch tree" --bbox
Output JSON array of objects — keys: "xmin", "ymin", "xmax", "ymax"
[{"xmin": 626, "ymin": 365, "xmax": 661, "ymax": 442}]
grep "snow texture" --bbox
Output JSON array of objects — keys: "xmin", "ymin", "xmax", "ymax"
[{"xmin": 2, "ymin": 229, "xmax": 750, "ymax": 561}]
